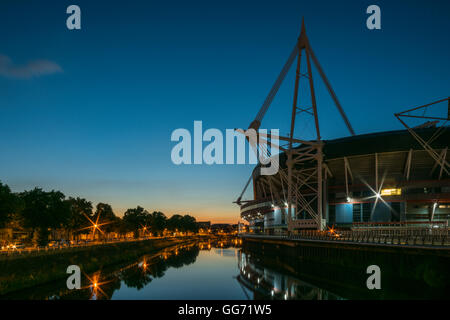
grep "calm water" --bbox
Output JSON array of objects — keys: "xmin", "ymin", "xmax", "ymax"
[
  {"xmin": 110, "ymin": 243, "xmax": 248, "ymax": 300},
  {"xmin": 7, "ymin": 239, "xmax": 343, "ymax": 300},
  {"xmin": 5, "ymin": 238, "xmax": 449, "ymax": 300}
]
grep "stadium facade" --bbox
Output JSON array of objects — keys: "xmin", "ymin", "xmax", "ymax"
[{"xmin": 240, "ymin": 127, "xmax": 450, "ymax": 234}]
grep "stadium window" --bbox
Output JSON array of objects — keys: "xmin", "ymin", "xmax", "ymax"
[
  {"xmin": 390, "ymin": 202, "xmax": 401, "ymax": 222},
  {"xmin": 353, "ymin": 204, "xmax": 362, "ymax": 222},
  {"xmin": 362, "ymin": 203, "xmax": 371, "ymax": 222}
]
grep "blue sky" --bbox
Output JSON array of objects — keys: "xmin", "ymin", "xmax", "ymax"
[{"xmin": 1, "ymin": 0, "xmax": 449, "ymax": 222}]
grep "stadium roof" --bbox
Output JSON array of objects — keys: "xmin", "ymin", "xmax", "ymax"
[{"xmin": 323, "ymin": 126, "xmax": 450, "ymax": 160}]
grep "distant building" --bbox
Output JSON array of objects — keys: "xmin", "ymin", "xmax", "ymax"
[
  {"xmin": 211, "ymin": 224, "xmax": 234, "ymax": 234},
  {"xmin": 0, "ymin": 220, "xmax": 31, "ymax": 243}
]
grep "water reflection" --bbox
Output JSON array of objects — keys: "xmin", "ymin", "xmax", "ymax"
[
  {"xmin": 63, "ymin": 242, "xmax": 203, "ymax": 300},
  {"xmin": 5, "ymin": 238, "xmax": 345, "ymax": 300},
  {"xmin": 236, "ymin": 251, "xmax": 343, "ymax": 300}
]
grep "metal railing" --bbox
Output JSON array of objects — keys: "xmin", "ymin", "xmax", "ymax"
[{"xmin": 239, "ymin": 227, "xmax": 450, "ymax": 247}]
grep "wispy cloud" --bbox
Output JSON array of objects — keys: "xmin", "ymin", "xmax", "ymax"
[{"xmin": 0, "ymin": 54, "xmax": 62, "ymax": 79}]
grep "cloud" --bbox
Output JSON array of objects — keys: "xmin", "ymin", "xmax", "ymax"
[{"xmin": 0, "ymin": 54, "xmax": 62, "ymax": 79}]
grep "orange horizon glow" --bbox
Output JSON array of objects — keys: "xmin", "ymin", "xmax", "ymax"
[{"xmin": 113, "ymin": 207, "xmax": 243, "ymax": 225}]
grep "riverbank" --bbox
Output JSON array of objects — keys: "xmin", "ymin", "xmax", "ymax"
[{"xmin": 0, "ymin": 236, "xmax": 211, "ymax": 296}]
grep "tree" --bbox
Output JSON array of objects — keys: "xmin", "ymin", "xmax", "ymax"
[
  {"xmin": 113, "ymin": 217, "xmax": 129, "ymax": 238},
  {"xmin": 20, "ymin": 188, "xmax": 71, "ymax": 246},
  {"xmin": 166, "ymin": 214, "xmax": 197, "ymax": 234},
  {"xmin": 0, "ymin": 182, "xmax": 18, "ymax": 228},
  {"xmin": 123, "ymin": 206, "xmax": 150, "ymax": 238},
  {"xmin": 93, "ymin": 203, "xmax": 118, "ymax": 239},
  {"xmin": 66, "ymin": 197, "xmax": 93, "ymax": 240},
  {"xmin": 166, "ymin": 214, "xmax": 183, "ymax": 232},
  {"xmin": 181, "ymin": 215, "xmax": 198, "ymax": 233},
  {"xmin": 148, "ymin": 211, "xmax": 167, "ymax": 236}
]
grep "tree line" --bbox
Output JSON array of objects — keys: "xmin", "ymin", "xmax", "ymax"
[{"xmin": 0, "ymin": 181, "xmax": 198, "ymax": 246}]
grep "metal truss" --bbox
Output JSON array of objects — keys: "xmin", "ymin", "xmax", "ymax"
[
  {"xmin": 236, "ymin": 20, "xmax": 355, "ymax": 232},
  {"xmin": 395, "ymin": 97, "xmax": 450, "ymax": 180}
]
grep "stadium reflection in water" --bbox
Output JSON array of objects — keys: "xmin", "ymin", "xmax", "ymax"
[
  {"xmin": 236, "ymin": 250, "xmax": 343, "ymax": 300},
  {"xmin": 9, "ymin": 239, "xmax": 342, "ymax": 300}
]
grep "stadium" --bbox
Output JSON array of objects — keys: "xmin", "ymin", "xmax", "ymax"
[
  {"xmin": 240, "ymin": 126, "xmax": 450, "ymax": 234},
  {"xmin": 236, "ymin": 23, "xmax": 450, "ymax": 235}
]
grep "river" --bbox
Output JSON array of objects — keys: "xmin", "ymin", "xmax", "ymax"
[
  {"xmin": 6, "ymin": 237, "xmax": 449, "ymax": 300},
  {"xmin": 4, "ymin": 238, "xmax": 344, "ymax": 300}
]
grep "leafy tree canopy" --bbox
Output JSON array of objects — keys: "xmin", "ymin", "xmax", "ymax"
[
  {"xmin": 0, "ymin": 182, "xmax": 18, "ymax": 227},
  {"xmin": 20, "ymin": 188, "xmax": 70, "ymax": 230},
  {"xmin": 94, "ymin": 203, "xmax": 118, "ymax": 233},
  {"xmin": 66, "ymin": 197, "xmax": 93, "ymax": 234}
]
